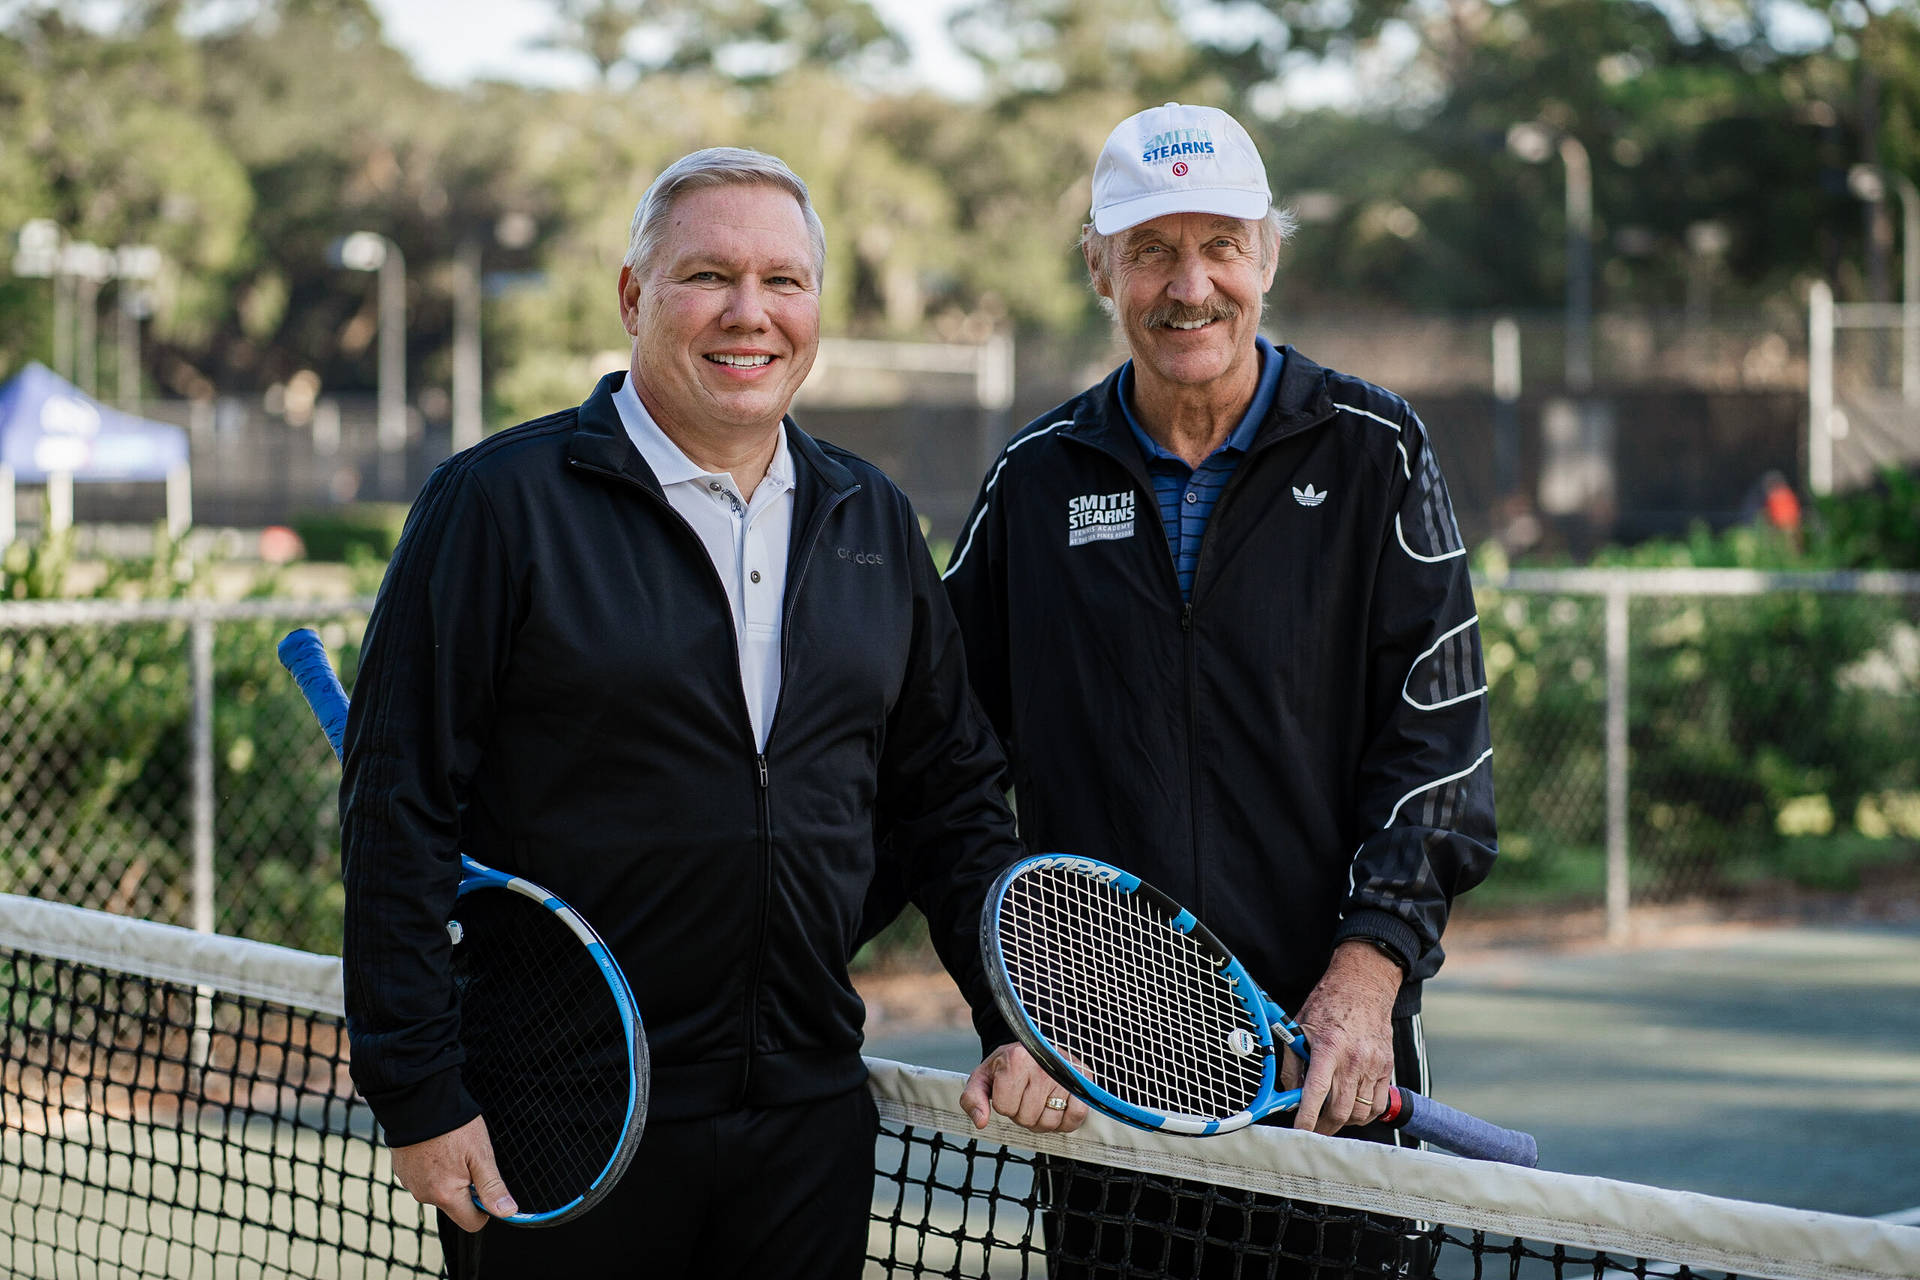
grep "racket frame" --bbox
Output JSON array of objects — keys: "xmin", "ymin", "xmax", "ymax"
[
  {"xmin": 982, "ymin": 852, "xmax": 1539, "ymax": 1167},
  {"xmin": 450, "ymin": 860, "xmax": 649, "ymax": 1225},
  {"xmin": 981, "ymin": 853, "xmax": 1306, "ymax": 1136},
  {"xmin": 276, "ymin": 627, "xmax": 648, "ymax": 1226}
]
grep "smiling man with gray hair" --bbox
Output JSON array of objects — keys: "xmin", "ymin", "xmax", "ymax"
[
  {"xmin": 940, "ymin": 104, "xmax": 1499, "ymax": 1276},
  {"xmin": 340, "ymin": 146, "xmax": 1071, "ymax": 1280}
]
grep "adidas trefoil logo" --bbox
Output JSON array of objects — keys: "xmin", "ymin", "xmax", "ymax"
[{"xmin": 1292, "ymin": 483, "xmax": 1328, "ymax": 508}]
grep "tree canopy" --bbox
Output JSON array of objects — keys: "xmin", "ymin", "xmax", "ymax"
[{"xmin": 0, "ymin": 0, "xmax": 1913, "ymax": 424}]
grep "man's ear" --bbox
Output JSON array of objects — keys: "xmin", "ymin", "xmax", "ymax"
[
  {"xmin": 1083, "ymin": 243, "xmax": 1111, "ymax": 301},
  {"xmin": 617, "ymin": 264, "xmax": 642, "ymax": 337}
]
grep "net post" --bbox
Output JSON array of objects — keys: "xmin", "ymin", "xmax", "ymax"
[{"xmin": 1604, "ymin": 584, "xmax": 1631, "ymax": 943}]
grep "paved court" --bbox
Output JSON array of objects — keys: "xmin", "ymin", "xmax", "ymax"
[{"xmin": 862, "ymin": 921, "xmax": 1920, "ymax": 1220}]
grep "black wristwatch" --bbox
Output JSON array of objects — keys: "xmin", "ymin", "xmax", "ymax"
[{"xmin": 1361, "ymin": 937, "xmax": 1407, "ymax": 972}]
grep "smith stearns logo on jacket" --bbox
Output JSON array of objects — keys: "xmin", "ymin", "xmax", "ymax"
[
  {"xmin": 1065, "ymin": 485, "xmax": 1329, "ymax": 546},
  {"xmin": 1067, "ymin": 492, "xmax": 1136, "ymax": 546}
]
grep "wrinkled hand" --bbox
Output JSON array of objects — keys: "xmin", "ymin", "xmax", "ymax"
[
  {"xmin": 1280, "ymin": 941, "xmax": 1402, "ymax": 1137},
  {"xmin": 960, "ymin": 1042, "xmax": 1090, "ymax": 1134},
  {"xmin": 390, "ymin": 1114, "xmax": 517, "ymax": 1232}
]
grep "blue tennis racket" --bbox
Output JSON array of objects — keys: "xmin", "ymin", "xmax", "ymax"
[
  {"xmin": 983, "ymin": 853, "xmax": 1538, "ymax": 1166},
  {"xmin": 278, "ymin": 627, "xmax": 648, "ymax": 1226}
]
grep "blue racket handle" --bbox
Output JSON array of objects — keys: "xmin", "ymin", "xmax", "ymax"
[
  {"xmin": 1386, "ymin": 1087, "xmax": 1538, "ymax": 1167},
  {"xmin": 278, "ymin": 628, "xmax": 350, "ymax": 762}
]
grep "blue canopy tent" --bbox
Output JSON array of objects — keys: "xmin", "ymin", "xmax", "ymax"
[{"xmin": 0, "ymin": 362, "xmax": 192, "ymax": 546}]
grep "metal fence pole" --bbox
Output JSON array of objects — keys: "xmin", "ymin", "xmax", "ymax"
[
  {"xmin": 1605, "ymin": 585, "xmax": 1631, "ymax": 942},
  {"xmin": 1807, "ymin": 281, "xmax": 1834, "ymax": 497},
  {"xmin": 191, "ymin": 616, "xmax": 216, "ymax": 935}
]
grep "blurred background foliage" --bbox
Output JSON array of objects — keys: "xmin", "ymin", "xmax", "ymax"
[
  {"xmin": 2, "ymin": 0, "xmax": 1917, "ymax": 951},
  {"xmin": 1, "ymin": 0, "xmax": 1917, "ymax": 427},
  {"xmin": 1465, "ymin": 477, "xmax": 1920, "ymax": 915}
]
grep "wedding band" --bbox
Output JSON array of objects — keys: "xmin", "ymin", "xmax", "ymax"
[{"xmin": 1045, "ymin": 1096, "xmax": 1068, "ymax": 1111}]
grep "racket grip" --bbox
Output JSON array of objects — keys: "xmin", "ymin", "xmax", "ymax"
[
  {"xmin": 1384, "ymin": 1087, "xmax": 1539, "ymax": 1167},
  {"xmin": 277, "ymin": 628, "xmax": 351, "ymax": 762}
]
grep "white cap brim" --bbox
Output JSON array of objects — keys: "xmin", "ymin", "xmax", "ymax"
[{"xmin": 1093, "ymin": 187, "xmax": 1271, "ymax": 236}]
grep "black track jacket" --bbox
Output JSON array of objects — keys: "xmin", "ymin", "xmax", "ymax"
[
  {"xmin": 941, "ymin": 346, "xmax": 1497, "ymax": 1017},
  {"xmin": 341, "ymin": 373, "xmax": 1022, "ymax": 1146}
]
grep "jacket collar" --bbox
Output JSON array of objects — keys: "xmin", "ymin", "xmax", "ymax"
[
  {"xmin": 567, "ymin": 370, "xmax": 858, "ymax": 500},
  {"xmin": 1062, "ymin": 342, "xmax": 1337, "ymax": 461}
]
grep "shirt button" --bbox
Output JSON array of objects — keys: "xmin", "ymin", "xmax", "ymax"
[
  {"xmin": 750, "ymin": 570, "xmax": 762, "ymax": 583},
  {"xmin": 709, "ymin": 481, "xmax": 723, "ymax": 492},
  {"xmin": 1184, "ymin": 491, "xmax": 1199, "ymax": 504}
]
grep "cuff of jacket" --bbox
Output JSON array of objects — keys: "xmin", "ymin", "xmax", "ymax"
[
  {"xmin": 365, "ymin": 1066, "xmax": 482, "ymax": 1149},
  {"xmin": 1333, "ymin": 909, "xmax": 1419, "ymax": 976},
  {"xmin": 973, "ymin": 1006, "xmax": 1017, "ymax": 1061}
]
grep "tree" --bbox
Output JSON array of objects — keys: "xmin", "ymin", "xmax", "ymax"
[
  {"xmin": 529, "ymin": 0, "xmax": 905, "ymax": 83},
  {"xmin": 0, "ymin": 7, "xmax": 253, "ymax": 381},
  {"xmin": 1212, "ymin": 0, "xmax": 1920, "ymax": 311}
]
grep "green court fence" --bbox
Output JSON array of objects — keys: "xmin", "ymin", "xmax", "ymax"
[{"xmin": 2, "ymin": 570, "xmax": 1916, "ymax": 946}]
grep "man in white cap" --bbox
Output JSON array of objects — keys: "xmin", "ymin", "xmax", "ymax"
[{"xmin": 942, "ymin": 103, "xmax": 1498, "ymax": 1275}]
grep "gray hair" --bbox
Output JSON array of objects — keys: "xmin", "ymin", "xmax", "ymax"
[
  {"xmin": 623, "ymin": 147, "xmax": 827, "ymax": 279},
  {"xmin": 1080, "ymin": 206, "xmax": 1298, "ymax": 305}
]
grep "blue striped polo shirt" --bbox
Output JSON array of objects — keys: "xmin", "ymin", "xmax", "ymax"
[{"xmin": 1121, "ymin": 335, "xmax": 1284, "ymax": 599}]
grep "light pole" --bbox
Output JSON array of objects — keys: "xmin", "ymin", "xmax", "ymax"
[
  {"xmin": 1848, "ymin": 163, "xmax": 1920, "ymax": 405},
  {"xmin": 114, "ymin": 245, "xmax": 162, "ymax": 411},
  {"xmin": 1685, "ymin": 221, "xmax": 1730, "ymax": 331},
  {"xmin": 453, "ymin": 238, "xmax": 483, "ymax": 452},
  {"xmin": 1509, "ymin": 123, "xmax": 1594, "ymax": 393},
  {"xmin": 10, "ymin": 219, "xmax": 68, "ymax": 375},
  {"xmin": 62, "ymin": 241, "xmax": 116, "ymax": 397},
  {"xmin": 330, "ymin": 231, "xmax": 408, "ymax": 492}
]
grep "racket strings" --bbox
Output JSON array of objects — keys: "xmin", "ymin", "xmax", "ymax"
[
  {"xmin": 452, "ymin": 890, "xmax": 635, "ymax": 1214},
  {"xmin": 1002, "ymin": 870, "xmax": 1265, "ymax": 1122}
]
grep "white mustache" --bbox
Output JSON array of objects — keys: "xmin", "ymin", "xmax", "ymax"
[{"xmin": 1144, "ymin": 301, "xmax": 1238, "ymax": 328}]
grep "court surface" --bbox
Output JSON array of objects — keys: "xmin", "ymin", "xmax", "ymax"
[{"xmin": 860, "ymin": 920, "xmax": 1920, "ymax": 1221}]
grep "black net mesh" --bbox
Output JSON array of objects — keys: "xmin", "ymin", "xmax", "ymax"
[
  {"xmin": 3, "ymin": 899, "xmax": 1908, "ymax": 1280},
  {"xmin": 1, "ymin": 947, "xmax": 435, "ymax": 1279},
  {"xmin": 867, "ymin": 1123, "xmax": 1763, "ymax": 1280}
]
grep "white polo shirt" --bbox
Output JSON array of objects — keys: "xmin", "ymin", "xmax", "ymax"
[{"xmin": 613, "ymin": 376, "xmax": 794, "ymax": 752}]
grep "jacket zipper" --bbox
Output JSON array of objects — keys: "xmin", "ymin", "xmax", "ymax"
[
  {"xmin": 571, "ymin": 456, "xmax": 858, "ymax": 1105},
  {"xmin": 1173, "ymin": 412, "xmax": 1337, "ymax": 907},
  {"xmin": 736, "ymin": 480, "xmax": 857, "ymax": 1105},
  {"xmin": 1064, "ymin": 414, "xmax": 1333, "ymax": 917}
]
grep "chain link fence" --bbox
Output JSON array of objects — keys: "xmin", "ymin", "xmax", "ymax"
[
  {"xmin": 1474, "ymin": 569, "xmax": 1920, "ymax": 932},
  {"xmin": 0, "ymin": 600, "xmax": 365, "ymax": 953},
  {"xmin": 3, "ymin": 575, "xmax": 1916, "ymax": 948}
]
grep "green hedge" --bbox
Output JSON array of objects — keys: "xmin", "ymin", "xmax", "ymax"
[
  {"xmin": 1479, "ymin": 469, "xmax": 1920, "ymax": 905},
  {"xmin": 289, "ymin": 504, "xmax": 412, "ymax": 563}
]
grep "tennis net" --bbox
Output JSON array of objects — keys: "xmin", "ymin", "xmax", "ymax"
[{"xmin": 3, "ymin": 893, "xmax": 1914, "ymax": 1280}]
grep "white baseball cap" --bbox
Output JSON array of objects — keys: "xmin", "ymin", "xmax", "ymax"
[{"xmin": 1090, "ymin": 103, "xmax": 1272, "ymax": 236}]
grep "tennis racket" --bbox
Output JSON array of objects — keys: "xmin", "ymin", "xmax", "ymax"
[
  {"xmin": 983, "ymin": 853, "xmax": 1538, "ymax": 1167},
  {"xmin": 278, "ymin": 627, "xmax": 649, "ymax": 1226}
]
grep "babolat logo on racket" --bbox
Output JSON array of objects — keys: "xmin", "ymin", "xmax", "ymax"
[{"xmin": 1029, "ymin": 855, "xmax": 1123, "ymax": 883}]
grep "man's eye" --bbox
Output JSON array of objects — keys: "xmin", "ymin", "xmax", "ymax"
[
  {"xmin": 769, "ymin": 276, "xmax": 801, "ymax": 288},
  {"xmin": 689, "ymin": 270, "xmax": 721, "ymax": 282}
]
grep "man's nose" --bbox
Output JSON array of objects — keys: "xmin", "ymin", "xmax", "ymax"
[
  {"xmin": 720, "ymin": 282, "xmax": 770, "ymax": 330},
  {"xmin": 1165, "ymin": 255, "xmax": 1212, "ymax": 306}
]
